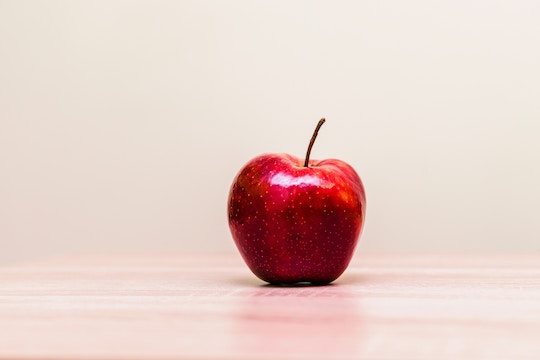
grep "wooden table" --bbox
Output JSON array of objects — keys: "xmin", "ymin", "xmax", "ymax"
[{"xmin": 1, "ymin": 253, "xmax": 539, "ymax": 359}]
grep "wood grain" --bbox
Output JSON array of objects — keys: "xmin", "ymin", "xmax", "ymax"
[{"xmin": 1, "ymin": 253, "xmax": 539, "ymax": 359}]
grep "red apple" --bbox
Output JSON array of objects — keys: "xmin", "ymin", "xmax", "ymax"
[{"xmin": 228, "ymin": 119, "xmax": 366, "ymax": 284}]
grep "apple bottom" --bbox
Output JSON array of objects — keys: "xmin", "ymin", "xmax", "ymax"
[{"xmin": 231, "ymin": 222, "xmax": 361, "ymax": 285}]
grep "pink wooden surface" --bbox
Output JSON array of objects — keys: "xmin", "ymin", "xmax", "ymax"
[{"xmin": 1, "ymin": 253, "xmax": 539, "ymax": 359}]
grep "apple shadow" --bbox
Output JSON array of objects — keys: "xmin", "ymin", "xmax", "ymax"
[
  {"xmin": 229, "ymin": 274, "xmax": 367, "ymax": 288},
  {"xmin": 261, "ymin": 282, "xmax": 335, "ymax": 288},
  {"xmin": 229, "ymin": 276, "xmax": 339, "ymax": 288}
]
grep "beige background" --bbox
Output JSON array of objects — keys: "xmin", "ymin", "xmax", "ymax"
[{"xmin": 1, "ymin": 0, "xmax": 539, "ymax": 265}]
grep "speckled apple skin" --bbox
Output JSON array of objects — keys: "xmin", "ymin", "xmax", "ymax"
[{"xmin": 228, "ymin": 153, "xmax": 366, "ymax": 285}]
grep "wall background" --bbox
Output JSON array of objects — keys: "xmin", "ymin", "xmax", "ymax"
[{"xmin": 1, "ymin": 0, "xmax": 539, "ymax": 265}]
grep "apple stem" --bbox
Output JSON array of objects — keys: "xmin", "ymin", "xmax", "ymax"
[{"xmin": 303, "ymin": 118, "xmax": 326, "ymax": 167}]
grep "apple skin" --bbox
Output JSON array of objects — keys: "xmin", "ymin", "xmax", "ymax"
[{"xmin": 228, "ymin": 153, "xmax": 366, "ymax": 285}]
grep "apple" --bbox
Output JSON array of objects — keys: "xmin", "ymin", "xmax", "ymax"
[{"xmin": 228, "ymin": 118, "xmax": 366, "ymax": 285}]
